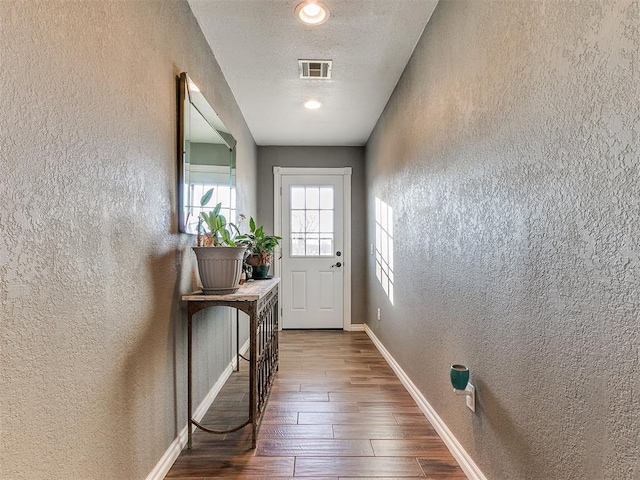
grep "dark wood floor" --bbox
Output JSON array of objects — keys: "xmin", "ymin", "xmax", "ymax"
[{"xmin": 166, "ymin": 330, "xmax": 467, "ymax": 479}]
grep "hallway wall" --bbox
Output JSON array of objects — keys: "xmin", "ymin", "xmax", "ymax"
[
  {"xmin": 257, "ymin": 146, "xmax": 368, "ymax": 325},
  {"xmin": 0, "ymin": 1, "xmax": 256, "ymax": 478},
  {"xmin": 365, "ymin": 1, "xmax": 639, "ymax": 479}
]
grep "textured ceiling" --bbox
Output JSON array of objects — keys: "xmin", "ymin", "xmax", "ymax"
[{"xmin": 188, "ymin": 0, "xmax": 439, "ymax": 146}]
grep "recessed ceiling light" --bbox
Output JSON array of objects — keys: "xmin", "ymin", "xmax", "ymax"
[
  {"xmin": 304, "ymin": 100, "xmax": 322, "ymax": 110},
  {"xmin": 295, "ymin": 1, "xmax": 330, "ymax": 26}
]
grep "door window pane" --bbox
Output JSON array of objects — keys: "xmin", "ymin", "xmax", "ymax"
[
  {"xmin": 291, "ymin": 210, "xmax": 306, "ymax": 233},
  {"xmin": 306, "ymin": 210, "xmax": 320, "ymax": 232},
  {"xmin": 291, "ymin": 234, "xmax": 305, "ymax": 256},
  {"xmin": 319, "ymin": 234, "xmax": 334, "ymax": 256},
  {"xmin": 320, "ymin": 211, "xmax": 333, "ymax": 233},
  {"xmin": 290, "ymin": 185, "xmax": 335, "ymax": 257},
  {"xmin": 305, "ymin": 187, "xmax": 320, "ymax": 209},
  {"xmin": 305, "ymin": 233, "xmax": 320, "ymax": 256},
  {"xmin": 320, "ymin": 187, "xmax": 334, "ymax": 209},
  {"xmin": 291, "ymin": 187, "xmax": 306, "ymax": 209}
]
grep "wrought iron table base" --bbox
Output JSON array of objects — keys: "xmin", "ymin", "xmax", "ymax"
[{"xmin": 184, "ymin": 279, "xmax": 279, "ymax": 449}]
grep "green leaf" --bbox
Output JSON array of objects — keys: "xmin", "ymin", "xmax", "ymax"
[
  {"xmin": 200, "ymin": 189, "xmax": 213, "ymax": 207},
  {"xmin": 228, "ymin": 222, "xmax": 240, "ymax": 235},
  {"xmin": 213, "ymin": 203, "xmax": 222, "ymax": 217},
  {"xmin": 249, "ymin": 217, "xmax": 256, "ymax": 232},
  {"xmin": 221, "ymin": 229, "xmax": 234, "ymax": 245}
]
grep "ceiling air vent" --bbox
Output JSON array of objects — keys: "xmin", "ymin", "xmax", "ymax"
[{"xmin": 298, "ymin": 59, "xmax": 332, "ymax": 79}]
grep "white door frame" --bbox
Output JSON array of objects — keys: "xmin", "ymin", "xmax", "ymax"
[{"xmin": 273, "ymin": 166, "xmax": 352, "ymax": 331}]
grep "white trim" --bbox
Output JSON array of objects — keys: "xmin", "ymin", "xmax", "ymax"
[
  {"xmin": 342, "ymin": 169, "xmax": 352, "ymax": 331},
  {"xmin": 273, "ymin": 166, "xmax": 352, "ymax": 331},
  {"xmin": 274, "ymin": 166, "xmax": 351, "ymax": 176},
  {"xmin": 272, "ymin": 168, "xmax": 283, "ymax": 331},
  {"xmin": 186, "ymin": 164, "xmax": 231, "ymax": 173},
  {"xmin": 145, "ymin": 339, "xmax": 250, "ymax": 480},
  {"xmin": 349, "ymin": 323, "xmax": 365, "ymax": 331},
  {"xmin": 273, "ymin": 167, "xmax": 283, "ymax": 279},
  {"xmin": 184, "ymin": 164, "xmax": 235, "ymax": 184},
  {"xmin": 364, "ymin": 325, "xmax": 487, "ymax": 480},
  {"xmin": 145, "ymin": 427, "xmax": 186, "ymax": 480}
]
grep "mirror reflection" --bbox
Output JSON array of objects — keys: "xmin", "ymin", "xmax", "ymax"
[{"xmin": 179, "ymin": 72, "xmax": 237, "ymax": 235}]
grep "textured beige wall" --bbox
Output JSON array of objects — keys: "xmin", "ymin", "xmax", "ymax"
[
  {"xmin": 0, "ymin": 1, "xmax": 256, "ymax": 479},
  {"xmin": 365, "ymin": 1, "xmax": 639, "ymax": 479},
  {"xmin": 256, "ymin": 146, "xmax": 368, "ymax": 324}
]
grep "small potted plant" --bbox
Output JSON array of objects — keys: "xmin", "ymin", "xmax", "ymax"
[
  {"xmin": 192, "ymin": 189, "xmax": 247, "ymax": 294},
  {"xmin": 236, "ymin": 217, "xmax": 281, "ymax": 280}
]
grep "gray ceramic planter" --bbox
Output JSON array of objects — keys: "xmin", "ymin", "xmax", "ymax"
[{"xmin": 192, "ymin": 246, "xmax": 246, "ymax": 294}]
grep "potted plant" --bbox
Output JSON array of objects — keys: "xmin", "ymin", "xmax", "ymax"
[
  {"xmin": 236, "ymin": 217, "xmax": 281, "ymax": 280},
  {"xmin": 192, "ymin": 189, "xmax": 247, "ymax": 294}
]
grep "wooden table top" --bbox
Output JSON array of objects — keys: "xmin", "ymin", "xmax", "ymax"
[{"xmin": 183, "ymin": 277, "xmax": 280, "ymax": 302}]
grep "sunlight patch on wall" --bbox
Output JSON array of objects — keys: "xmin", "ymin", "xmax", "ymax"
[{"xmin": 375, "ymin": 197, "xmax": 394, "ymax": 305}]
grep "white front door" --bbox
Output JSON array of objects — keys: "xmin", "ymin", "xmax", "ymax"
[{"xmin": 280, "ymin": 173, "xmax": 345, "ymax": 329}]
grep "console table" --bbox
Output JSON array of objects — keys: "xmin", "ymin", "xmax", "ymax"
[{"xmin": 183, "ymin": 278, "xmax": 280, "ymax": 448}]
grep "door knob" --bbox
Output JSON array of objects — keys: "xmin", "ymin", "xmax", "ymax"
[{"xmin": 331, "ymin": 262, "xmax": 342, "ymax": 268}]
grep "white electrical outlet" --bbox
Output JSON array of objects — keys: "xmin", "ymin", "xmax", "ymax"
[
  {"xmin": 370, "ymin": 243, "xmax": 374, "ymax": 255},
  {"xmin": 466, "ymin": 384, "xmax": 476, "ymax": 412},
  {"xmin": 453, "ymin": 383, "xmax": 476, "ymax": 413},
  {"xmin": 377, "ymin": 308, "xmax": 381, "ymax": 320}
]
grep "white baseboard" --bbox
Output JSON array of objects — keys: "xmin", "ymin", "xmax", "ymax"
[
  {"xmin": 364, "ymin": 324, "xmax": 487, "ymax": 480},
  {"xmin": 349, "ymin": 323, "xmax": 366, "ymax": 331},
  {"xmin": 145, "ymin": 338, "xmax": 250, "ymax": 480},
  {"xmin": 145, "ymin": 424, "xmax": 188, "ymax": 480}
]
